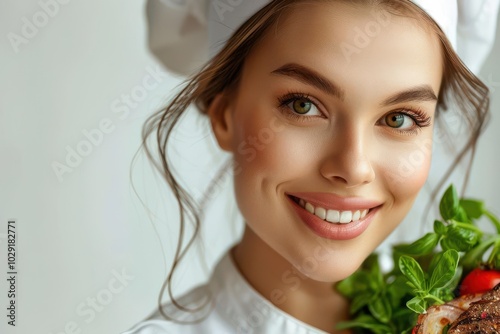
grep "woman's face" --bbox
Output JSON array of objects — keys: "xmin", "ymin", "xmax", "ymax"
[{"xmin": 213, "ymin": 2, "xmax": 442, "ymax": 281}]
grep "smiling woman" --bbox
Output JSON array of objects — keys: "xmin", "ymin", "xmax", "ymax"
[
  {"xmin": 214, "ymin": 2, "xmax": 443, "ymax": 289},
  {"xmin": 123, "ymin": 0, "xmax": 496, "ymax": 333}
]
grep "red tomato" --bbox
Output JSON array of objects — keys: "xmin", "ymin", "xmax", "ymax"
[{"xmin": 459, "ymin": 268, "xmax": 500, "ymax": 296}]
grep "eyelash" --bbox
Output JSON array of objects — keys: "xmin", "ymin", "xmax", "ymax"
[
  {"xmin": 276, "ymin": 91, "xmax": 432, "ymax": 135},
  {"xmin": 388, "ymin": 108, "xmax": 432, "ymax": 136},
  {"xmin": 277, "ymin": 91, "xmax": 323, "ymax": 123}
]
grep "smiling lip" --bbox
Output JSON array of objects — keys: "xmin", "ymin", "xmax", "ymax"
[
  {"xmin": 286, "ymin": 192, "xmax": 383, "ymax": 211},
  {"xmin": 285, "ymin": 192, "xmax": 383, "ymax": 240}
]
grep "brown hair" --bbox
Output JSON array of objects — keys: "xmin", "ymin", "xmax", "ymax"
[{"xmin": 136, "ymin": 0, "xmax": 490, "ymax": 321}]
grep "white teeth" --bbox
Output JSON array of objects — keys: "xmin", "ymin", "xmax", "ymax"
[
  {"xmin": 352, "ymin": 210, "xmax": 361, "ymax": 221},
  {"xmin": 339, "ymin": 211, "xmax": 352, "ymax": 224},
  {"xmin": 314, "ymin": 207, "xmax": 326, "ymax": 220},
  {"xmin": 326, "ymin": 210, "xmax": 340, "ymax": 223},
  {"xmin": 305, "ymin": 202, "xmax": 314, "ymax": 214},
  {"xmin": 296, "ymin": 198, "xmax": 372, "ymax": 224}
]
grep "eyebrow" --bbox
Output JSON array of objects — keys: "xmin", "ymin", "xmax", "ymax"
[
  {"xmin": 270, "ymin": 63, "xmax": 345, "ymax": 101},
  {"xmin": 380, "ymin": 85, "xmax": 438, "ymax": 106},
  {"xmin": 270, "ymin": 62, "xmax": 438, "ymax": 106}
]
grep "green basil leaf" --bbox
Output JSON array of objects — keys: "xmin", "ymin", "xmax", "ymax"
[
  {"xmin": 394, "ymin": 232, "xmax": 439, "ymax": 255},
  {"xmin": 387, "ymin": 275, "xmax": 412, "ymax": 308},
  {"xmin": 428, "ymin": 264, "xmax": 462, "ymax": 302},
  {"xmin": 362, "ymin": 253, "xmax": 380, "ymax": 270},
  {"xmin": 461, "ymin": 239, "xmax": 496, "ymax": 271},
  {"xmin": 368, "ymin": 295, "xmax": 392, "ymax": 324},
  {"xmin": 399, "ymin": 255, "xmax": 425, "ymax": 291},
  {"xmin": 440, "ymin": 184, "xmax": 459, "ymax": 221},
  {"xmin": 392, "ymin": 308, "xmax": 418, "ymax": 333},
  {"xmin": 429, "ymin": 249, "xmax": 459, "ymax": 290},
  {"xmin": 428, "ymin": 251, "xmax": 443, "ymax": 275},
  {"xmin": 406, "ymin": 296, "xmax": 427, "ymax": 314},
  {"xmin": 460, "ymin": 199, "xmax": 485, "ymax": 219},
  {"xmin": 440, "ymin": 224, "xmax": 480, "ymax": 252},
  {"xmin": 336, "ymin": 314, "xmax": 392, "ymax": 333},
  {"xmin": 431, "ymin": 284, "xmax": 457, "ymax": 304},
  {"xmin": 440, "ymin": 238, "xmax": 455, "ymax": 252},
  {"xmin": 433, "ymin": 220, "xmax": 447, "ymax": 235},
  {"xmin": 336, "ymin": 271, "xmax": 369, "ymax": 298},
  {"xmin": 455, "ymin": 206, "xmax": 469, "ymax": 223},
  {"xmin": 448, "ymin": 266, "xmax": 463, "ymax": 294},
  {"xmin": 350, "ymin": 291, "xmax": 375, "ymax": 314},
  {"xmin": 368, "ymin": 256, "xmax": 384, "ymax": 290}
]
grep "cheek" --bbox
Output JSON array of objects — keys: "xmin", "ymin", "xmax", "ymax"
[
  {"xmin": 229, "ymin": 110, "xmax": 288, "ymax": 216},
  {"xmin": 231, "ymin": 117, "xmax": 282, "ymax": 181},
  {"xmin": 381, "ymin": 136, "xmax": 433, "ymax": 204},
  {"xmin": 231, "ymin": 110, "xmax": 319, "ymax": 181}
]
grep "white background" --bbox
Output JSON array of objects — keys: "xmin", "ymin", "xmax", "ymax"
[{"xmin": 1, "ymin": 1, "xmax": 499, "ymax": 333}]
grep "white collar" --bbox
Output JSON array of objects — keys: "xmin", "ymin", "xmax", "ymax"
[{"xmin": 207, "ymin": 250, "xmax": 329, "ymax": 333}]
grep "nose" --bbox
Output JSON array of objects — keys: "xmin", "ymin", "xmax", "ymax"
[{"xmin": 319, "ymin": 126, "xmax": 376, "ymax": 187}]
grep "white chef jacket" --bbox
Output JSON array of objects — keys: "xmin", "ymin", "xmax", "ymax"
[{"xmin": 121, "ymin": 250, "xmax": 328, "ymax": 334}]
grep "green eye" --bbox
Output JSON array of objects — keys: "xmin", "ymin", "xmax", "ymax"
[
  {"xmin": 385, "ymin": 113, "xmax": 405, "ymax": 128},
  {"xmin": 293, "ymin": 98, "xmax": 312, "ymax": 114}
]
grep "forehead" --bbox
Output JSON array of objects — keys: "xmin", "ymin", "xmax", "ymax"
[{"xmin": 242, "ymin": 1, "xmax": 443, "ymax": 102}]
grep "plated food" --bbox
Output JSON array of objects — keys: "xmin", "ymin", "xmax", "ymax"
[{"xmin": 414, "ymin": 283, "xmax": 500, "ymax": 333}]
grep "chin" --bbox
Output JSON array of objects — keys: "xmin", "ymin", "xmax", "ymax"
[{"xmin": 283, "ymin": 246, "xmax": 371, "ymax": 283}]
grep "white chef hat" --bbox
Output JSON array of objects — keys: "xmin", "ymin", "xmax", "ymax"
[{"xmin": 146, "ymin": 0, "xmax": 500, "ymax": 77}]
